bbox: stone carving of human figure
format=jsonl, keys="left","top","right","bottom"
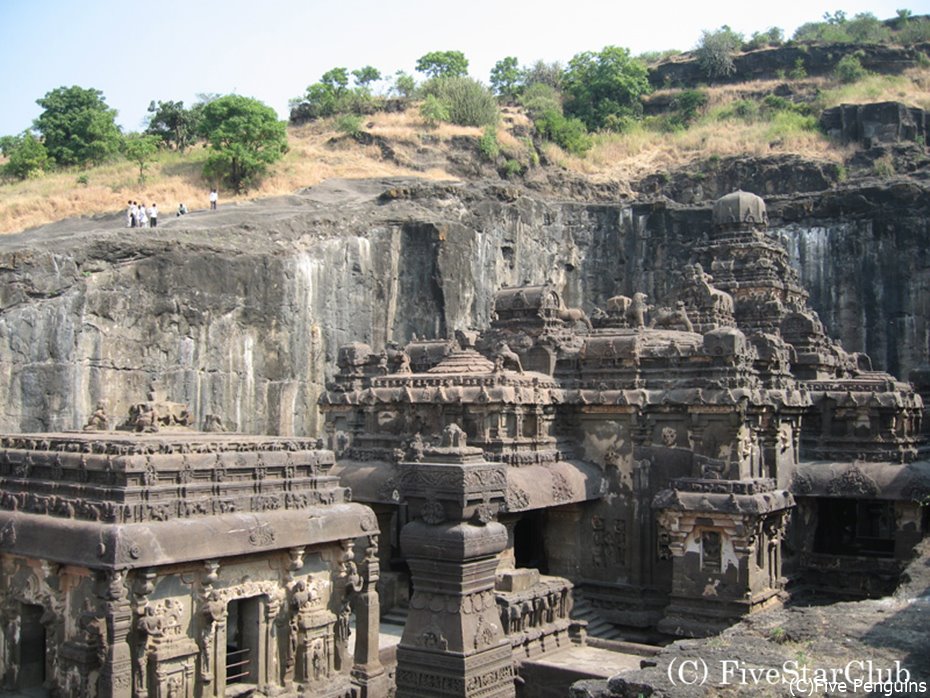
{"left": 200, "top": 592, "right": 224, "bottom": 682}
{"left": 84, "top": 401, "right": 109, "bottom": 431}
{"left": 334, "top": 597, "right": 352, "bottom": 671}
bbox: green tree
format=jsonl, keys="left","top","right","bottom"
{"left": 562, "top": 46, "right": 650, "bottom": 131}
{"left": 1, "top": 132, "right": 49, "bottom": 180}
{"left": 321, "top": 68, "right": 350, "bottom": 93}
{"left": 696, "top": 26, "right": 744, "bottom": 80}
{"left": 415, "top": 51, "right": 469, "bottom": 79}
{"left": 145, "top": 100, "right": 199, "bottom": 152}
{"left": 198, "top": 95, "right": 288, "bottom": 193}
{"left": 122, "top": 133, "right": 160, "bottom": 183}
{"left": 490, "top": 56, "right": 525, "bottom": 102}
{"left": 33, "top": 85, "right": 122, "bottom": 166}
{"left": 392, "top": 71, "right": 417, "bottom": 98}
{"left": 352, "top": 66, "right": 382, "bottom": 88}
{"left": 524, "top": 60, "right": 564, "bottom": 90}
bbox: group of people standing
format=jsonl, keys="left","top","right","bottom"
{"left": 127, "top": 201, "right": 157, "bottom": 228}
{"left": 125, "top": 190, "right": 217, "bottom": 228}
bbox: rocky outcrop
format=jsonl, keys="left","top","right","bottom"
{"left": 820, "top": 101, "right": 929, "bottom": 147}
{"left": 634, "top": 155, "right": 842, "bottom": 203}
{"left": 0, "top": 176, "right": 928, "bottom": 434}
{"left": 650, "top": 42, "right": 930, "bottom": 87}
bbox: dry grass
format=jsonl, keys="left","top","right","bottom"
{"left": 0, "top": 111, "right": 460, "bottom": 234}
{"left": 4, "top": 67, "right": 928, "bottom": 233}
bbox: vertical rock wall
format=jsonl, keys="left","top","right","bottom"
{"left": 1, "top": 183, "right": 927, "bottom": 435}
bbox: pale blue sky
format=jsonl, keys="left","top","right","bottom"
{"left": 0, "top": 0, "right": 924, "bottom": 136}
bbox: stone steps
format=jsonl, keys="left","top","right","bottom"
{"left": 570, "top": 594, "right": 626, "bottom": 641}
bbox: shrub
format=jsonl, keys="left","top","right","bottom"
{"left": 696, "top": 26, "right": 744, "bottom": 80}
{"left": 419, "top": 94, "right": 449, "bottom": 128}
{"left": 671, "top": 89, "right": 708, "bottom": 126}
{"left": 835, "top": 54, "right": 867, "bottom": 83}
{"left": 788, "top": 58, "right": 808, "bottom": 80}
{"left": 534, "top": 109, "right": 592, "bottom": 156}
{"left": 335, "top": 114, "right": 363, "bottom": 137}
{"left": 478, "top": 126, "right": 500, "bottom": 160}
{"left": 1, "top": 132, "right": 49, "bottom": 180}
{"left": 744, "top": 27, "right": 784, "bottom": 50}
{"left": 873, "top": 154, "right": 895, "bottom": 177}
{"left": 503, "top": 159, "right": 523, "bottom": 177}
{"left": 421, "top": 77, "right": 499, "bottom": 127}
{"left": 518, "top": 83, "right": 562, "bottom": 119}
{"left": 898, "top": 17, "right": 930, "bottom": 45}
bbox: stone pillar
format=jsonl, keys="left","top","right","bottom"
{"left": 351, "top": 533, "right": 389, "bottom": 698}
{"left": 97, "top": 569, "right": 134, "bottom": 698}
{"left": 395, "top": 425, "right": 514, "bottom": 698}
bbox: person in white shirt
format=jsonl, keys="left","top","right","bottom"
{"left": 148, "top": 203, "right": 158, "bottom": 228}
{"left": 137, "top": 205, "right": 147, "bottom": 228}
{"left": 209, "top": 188, "right": 218, "bottom": 210}
{"left": 177, "top": 203, "right": 187, "bottom": 216}
{"left": 130, "top": 202, "right": 139, "bottom": 227}
{"left": 126, "top": 201, "right": 134, "bottom": 228}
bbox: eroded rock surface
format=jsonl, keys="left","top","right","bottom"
{"left": 0, "top": 176, "right": 928, "bottom": 434}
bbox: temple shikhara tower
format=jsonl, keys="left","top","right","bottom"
{"left": 1, "top": 190, "right": 927, "bottom": 696}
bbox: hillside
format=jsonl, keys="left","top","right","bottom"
{"left": 2, "top": 57, "right": 929, "bottom": 235}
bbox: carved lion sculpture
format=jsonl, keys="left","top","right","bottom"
{"left": 558, "top": 306, "right": 592, "bottom": 330}
{"left": 650, "top": 302, "right": 694, "bottom": 332}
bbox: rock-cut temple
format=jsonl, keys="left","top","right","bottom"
{"left": 0, "top": 191, "right": 928, "bottom": 697}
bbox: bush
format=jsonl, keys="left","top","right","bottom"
{"left": 898, "top": 18, "right": 930, "bottom": 45}
{"left": 696, "top": 26, "right": 744, "bottom": 80}
{"left": 419, "top": 94, "right": 449, "bottom": 128}
{"left": 421, "top": 77, "right": 499, "bottom": 127}
{"left": 518, "top": 83, "right": 562, "bottom": 119}
{"left": 671, "top": 89, "right": 708, "bottom": 127}
{"left": 335, "top": 114, "right": 363, "bottom": 137}
{"left": 835, "top": 54, "right": 867, "bottom": 83}
{"left": 744, "top": 27, "right": 784, "bottom": 50}
{"left": 503, "top": 159, "right": 523, "bottom": 177}
{"left": 478, "top": 126, "right": 499, "bottom": 160}
{"left": 873, "top": 154, "right": 895, "bottom": 177}
{"left": 534, "top": 109, "right": 592, "bottom": 156}
{"left": 788, "top": 57, "right": 808, "bottom": 80}
{"left": 1, "top": 132, "right": 49, "bottom": 180}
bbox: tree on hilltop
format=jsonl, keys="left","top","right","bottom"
{"left": 352, "top": 66, "right": 382, "bottom": 89}
{"left": 198, "top": 95, "right": 287, "bottom": 193}
{"left": 696, "top": 26, "right": 744, "bottom": 79}
{"left": 415, "top": 51, "right": 469, "bottom": 79}
{"left": 34, "top": 86, "right": 122, "bottom": 166}
{"left": 562, "top": 46, "right": 650, "bottom": 131}
{"left": 122, "top": 133, "right": 160, "bottom": 183}
{"left": 490, "top": 57, "right": 525, "bottom": 102}
{"left": 145, "top": 100, "right": 200, "bottom": 152}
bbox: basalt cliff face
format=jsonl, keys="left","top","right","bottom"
{"left": 0, "top": 175, "right": 928, "bottom": 434}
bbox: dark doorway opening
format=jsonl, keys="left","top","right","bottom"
{"left": 19, "top": 603, "right": 46, "bottom": 689}
{"left": 814, "top": 498, "right": 895, "bottom": 557}
{"left": 226, "top": 597, "right": 261, "bottom": 686}
{"left": 514, "top": 510, "right": 548, "bottom": 572}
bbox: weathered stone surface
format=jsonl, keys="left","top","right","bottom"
{"left": 1, "top": 177, "right": 928, "bottom": 435}
{"left": 820, "top": 101, "right": 929, "bottom": 147}
{"left": 649, "top": 42, "right": 930, "bottom": 87}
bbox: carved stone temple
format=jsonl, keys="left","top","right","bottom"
{"left": 0, "top": 429, "right": 387, "bottom": 697}
{"left": 1, "top": 190, "right": 928, "bottom": 697}
{"left": 321, "top": 189, "right": 928, "bottom": 654}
